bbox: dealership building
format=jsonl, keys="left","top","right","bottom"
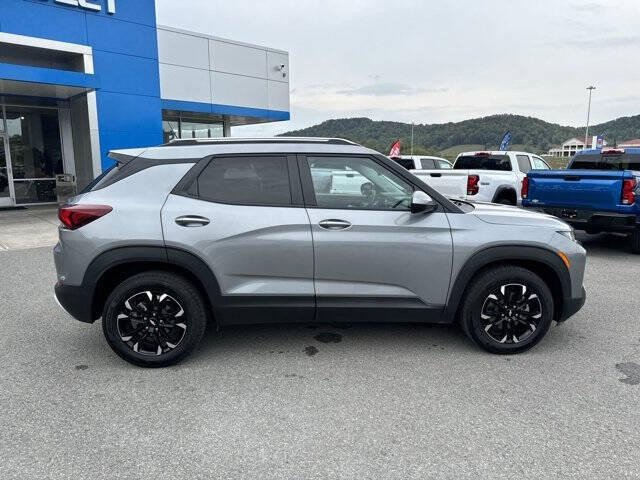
{"left": 0, "top": 0, "right": 290, "bottom": 206}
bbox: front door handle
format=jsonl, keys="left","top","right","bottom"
{"left": 318, "top": 219, "right": 351, "bottom": 230}
{"left": 175, "top": 215, "right": 210, "bottom": 227}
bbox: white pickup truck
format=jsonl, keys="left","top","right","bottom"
{"left": 393, "top": 151, "right": 551, "bottom": 205}
{"left": 391, "top": 155, "right": 469, "bottom": 200}
{"left": 452, "top": 151, "right": 552, "bottom": 205}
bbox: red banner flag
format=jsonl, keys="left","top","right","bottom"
{"left": 388, "top": 139, "right": 401, "bottom": 157}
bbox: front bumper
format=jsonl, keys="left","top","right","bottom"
{"left": 558, "top": 286, "right": 586, "bottom": 322}
{"left": 54, "top": 282, "right": 95, "bottom": 324}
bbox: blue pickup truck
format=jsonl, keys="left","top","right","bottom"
{"left": 522, "top": 148, "right": 640, "bottom": 252}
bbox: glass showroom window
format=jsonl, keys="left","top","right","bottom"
{"left": 162, "top": 114, "right": 224, "bottom": 142}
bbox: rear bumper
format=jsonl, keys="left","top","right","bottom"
{"left": 54, "top": 282, "right": 96, "bottom": 324}
{"left": 534, "top": 207, "right": 639, "bottom": 233}
{"left": 558, "top": 286, "right": 586, "bottom": 323}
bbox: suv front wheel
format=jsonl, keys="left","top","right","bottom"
{"left": 460, "top": 266, "right": 554, "bottom": 354}
{"left": 102, "top": 271, "right": 208, "bottom": 367}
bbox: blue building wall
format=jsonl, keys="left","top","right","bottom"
{"left": 0, "top": 0, "right": 163, "bottom": 170}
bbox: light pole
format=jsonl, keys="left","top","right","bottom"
{"left": 410, "top": 122, "right": 414, "bottom": 156}
{"left": 584, "top": 86, "right": 596, "bottom": 150}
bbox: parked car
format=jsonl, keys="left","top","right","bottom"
{"left": 53, "top": 137, "right": 586, "bottom": 367}
{"left": 392, "top": 155, "right": 453, "bottom": 170}
{"left": 453, "top": 151, "right": 551, "bottom": 205}
{"left": 392, "top": 155, "right": 472, "bottom": 201}
{"left": 522, "top": 147, "right": 640, "bottom": 252}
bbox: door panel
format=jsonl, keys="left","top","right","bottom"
{"left": 306, "top": 208, "right": 453, "bottom": 307}
{"left": 162, "top": 193, "right": 314, "bottom": 299}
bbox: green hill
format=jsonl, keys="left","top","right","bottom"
{"left": 280, "top": 114, "right": 640, "bottom": 156}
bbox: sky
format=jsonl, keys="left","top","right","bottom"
{"left": 156, "top": 0, "right": 640, "bottom": 136}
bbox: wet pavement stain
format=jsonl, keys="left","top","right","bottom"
{"left": 314, "top": 332, "right": 343, "bottom": 344}
{"left": 75, "top": 365, "right": 89, "bottom": 370}
{"left": 616, "top": 362, "right": 640, "bottom": 385}
{"left": 304, "top": 346, "right": 319, "bottom": 356}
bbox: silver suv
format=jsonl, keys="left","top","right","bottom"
{"left": 53, "top": 138, "right": 587, "bottom": 367}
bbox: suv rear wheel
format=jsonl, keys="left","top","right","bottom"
{"left": 102, "top": 271, "right": 207, "bottom": 367}
{"left": 460, "top": 266, "right": 554, "bottom": 354}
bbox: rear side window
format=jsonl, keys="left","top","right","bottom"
{"left": 570, "top": 154, "right": 640, "bottom": 170}
{"left": 516, "top": 155, "right": 532, "bottom": 173}
{"left": 197, "top": 156, "right": 291, "bottom": 206}
{"left": 420, "top": 158, "right": 436, "bottom": 169}
{"left": 454, "top": 155, "right": 512, "bottom": 171}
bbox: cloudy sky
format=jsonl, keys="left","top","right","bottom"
{"left": 156, "top": 0, "right": 640, "bottom": 136}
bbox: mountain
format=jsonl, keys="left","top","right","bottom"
{"left": 280, "top": 114, "right": 640, "bottom": 157}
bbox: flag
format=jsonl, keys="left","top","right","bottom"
{"left": 499, "top": 131, "right": 511, "bottom": 151}
{"left": 389, "top": 139, "right": 401, "bottom": 157}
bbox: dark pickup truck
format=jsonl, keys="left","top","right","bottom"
{"left": 522, "top": 148, "right": 640, "bottom": 253}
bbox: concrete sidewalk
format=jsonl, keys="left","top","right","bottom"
{"left": 0, "top": 205, "right": 59, "bottom": 251}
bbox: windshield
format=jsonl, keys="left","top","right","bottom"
{"left": 454, "top": 155, "right": 511, "bottom": 171}
{"left": 570, "top": 154, "right": 640, "bottom": 170}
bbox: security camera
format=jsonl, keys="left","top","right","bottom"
{"left": 277, "top": 63, "right": 287, "bottom": 78}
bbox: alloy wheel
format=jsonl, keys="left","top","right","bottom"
{"left": 480, "top": 283, "right": 542, "bottom": 345}
{"left": 116, "top": 290, "right": 187, "bottom": 356}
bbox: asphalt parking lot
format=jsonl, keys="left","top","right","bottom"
{"left": 1, "top": 231, "right": 639, "bottom": 479}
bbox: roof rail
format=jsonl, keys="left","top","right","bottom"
{"left": 161, "top": 137, "right": 361, "bottom": 147}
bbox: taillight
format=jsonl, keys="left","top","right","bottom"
{"left": 467, "top": 174, "right": 480, "bottom": 195}
{"left": 58, "top": 204, "right": 113, "bottom": 230}
{"left": 621, "top": 178, "right": 637, "bottom": 205}
{"left": 521, "top": 176, "right": 529, "bottom": 199}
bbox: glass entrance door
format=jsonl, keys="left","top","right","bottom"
{"left": 5, "top": 106, "right": 63, "bottom": 204}
{"left": 0, "top": 108, "right": 14, "bottom": 207}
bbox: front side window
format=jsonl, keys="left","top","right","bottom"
{"left": 531, "top": 157, "right": 550, "bottom": 170}
{"left": 516, "top": 155, "right": 532, "bottom": 173}
{"left": 197, "top": 156, "right": 291, "bottom": 206}
{"left": 307, "top": 156, "right": 414, "bottom": 210}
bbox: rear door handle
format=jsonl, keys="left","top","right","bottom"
{"left": 318, "top": 219, "right": 352, "bottom": 230}
{"left": 175, "top": 215, "right": 210, "bottom": 227}
{"left": 430, "top": 173, "right": 442, "bottom": 177}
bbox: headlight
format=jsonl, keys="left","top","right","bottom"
{"left": 557, "top": 229, "right": 576, "bottom": 242}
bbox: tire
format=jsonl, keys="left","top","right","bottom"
{"left": 631, "top": 229, "right": 640, "bottom": 254}
{"left": 459, "top": 266, "right": 554, "bottom": 354}
{"left": 102, "top": 271, "right": 208, "bottom": 367}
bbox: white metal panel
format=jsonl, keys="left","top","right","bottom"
{"left": 211, "top": 71, "right": 268, "bottom": 109}
{"left": 157, "top": 29, "right": 209, "bottom": 70}
{"left": 266, "top": 51, "right": 289, "bottom": 82}
{"left": 159, "top": 63, "right": 212, "bottom": 104}
{"left": 268, "top": 80, "right": 290, "bottom": 112}
{"left": 209, "top": 40, "right": 267, "bottom": 79}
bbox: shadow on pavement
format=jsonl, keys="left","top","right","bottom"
{"left": 575, "top": 231, "right": 636, "bottom": 257}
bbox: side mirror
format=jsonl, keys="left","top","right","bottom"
{"left": 410, "top": 191, "right": 437, "bottom": 214}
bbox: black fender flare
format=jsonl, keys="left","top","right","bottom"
{"left": 491, "top": 185, "right": 517, "bottom": 203}
{"left": 443, "top": 245, "right": 571, "bottom": 322}
{"left": 83, "top": 245, "right": 223, "bottom": 321}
